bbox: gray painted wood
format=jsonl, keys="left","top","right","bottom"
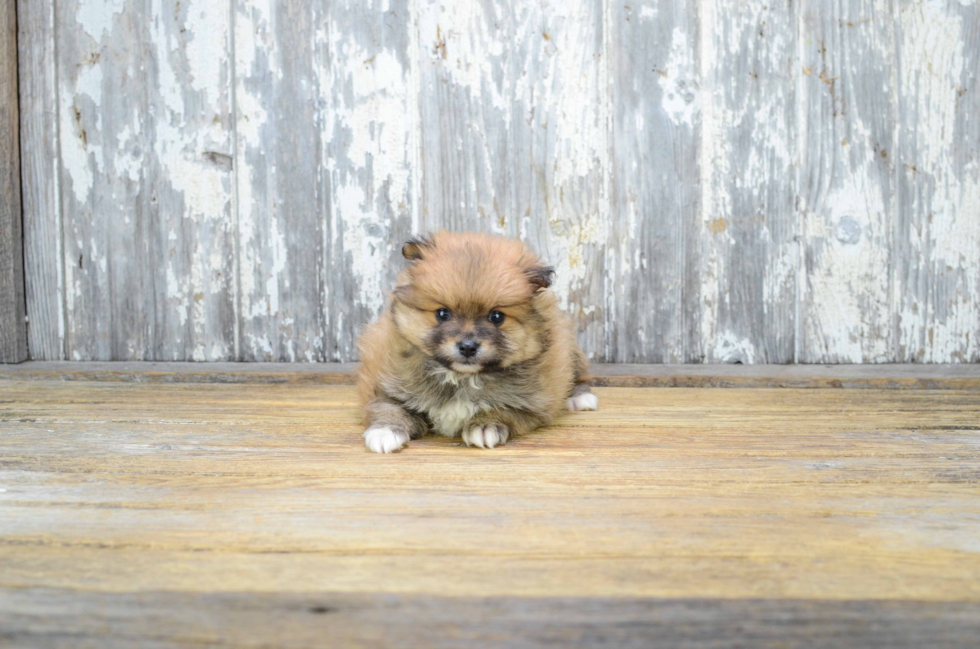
{"left": 417, "top": 0, "right": 608, "bottom": 360}
{"left": 17, "top": 0, "right": 63, "bottom": 360}
{"left": 699, "top": 0, "right": 798, "bottom": 363}
{"left": 14, "top": 0, "right": 980, "bottom": 363}
{"left": 234, "top": 0, "right": 324, "bottom": 362}
{"left": 319, "top": 0, "right": 417, "bottom": 362}
{"left": 0, "top": 0, "right": 27, "bottom": 363}
{"left": 56, "top": 0, "right": 236, "bottom": 361}
{"left": 56, "top": 0, "right": 144, "bottom": 360}
{"left": 144, "top": 0, "right": 238, "bottom": 362}
{"left": 607, "top": 1, "right": 702, "bottom": 362}
{"left": 2, "top": 589, "right": 979, "bottom": 648}
{"left": 798, "top": 0, "right": 897, "bottom": 362}
{"left": 895, "top": 0, "right": 980, "bottom": 363}
{"left": 234, "top": 0, "right": 416, "bottom": 363}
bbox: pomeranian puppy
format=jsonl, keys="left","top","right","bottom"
{"left": 356, "top": 231, "right": 598, "bottom": 453}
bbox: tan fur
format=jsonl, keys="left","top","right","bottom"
{"left": 356, "top": 232, "right": 594, "bottom": 451}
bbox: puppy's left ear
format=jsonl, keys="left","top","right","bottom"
{"left": 526, "top": 265, "right": 555, "bottom": 290}
{"left": 402, "top": 236, "right": 432, "bottom": 261}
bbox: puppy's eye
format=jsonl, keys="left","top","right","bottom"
{"left": 435, "top": 308, "right": 452, "bottom": 323}
{"left": 488, "top": 310, "right": 505, "bottom": 326}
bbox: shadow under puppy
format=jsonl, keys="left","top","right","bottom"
{"left": 357, "top": 231, "right": 598, "bottom": 453}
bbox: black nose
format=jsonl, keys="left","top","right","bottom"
{"left": 457, "top": 340, "right": 480, "bottom": 358}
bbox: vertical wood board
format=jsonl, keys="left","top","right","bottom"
{"left": 894, "top": 0, "right": 980, "bottom": 363}
{"left": 798, "top": 0, "right": 897, "bottom": 363}
{"left": 699, "top": 0, "right": 799, "bottom": 363}
{"left": 56, "top": 0, "right": 236, "bottom": 361}
{"left": 17, "top": 0, "right": 64, "bottom": 360}
{"left": 607, "top": 0, "right": 702, "bottom": 362}
{"left": 1, "top": 0, "right": 28, "bottom": 363}
{"left": 319, "top": 0, "right": 418, "bottom": 362}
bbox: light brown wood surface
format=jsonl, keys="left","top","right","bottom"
{"left": 1, "top": 380, "right": 979, "bottom": 645}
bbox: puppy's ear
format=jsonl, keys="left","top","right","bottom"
{"left": 402, "top": 236, "right": 432, "bottom": 261}
{"left": 525, "top": 265, "right": 555, "bottom": 290}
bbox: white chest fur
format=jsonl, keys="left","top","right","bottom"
{"left": 428, "top": 397, "right": 486, "bottom": 438}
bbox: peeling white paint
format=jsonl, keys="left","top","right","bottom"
{"left": 75, "top": 0, "right": 126, "bottom": 40}
{"left": 33, "top": 0, "right": 980, "bottom": 363}
{"left": 897, "top": 1, "right": 979, "bottom": 361}
{"left": 658, "top": 27, "right": 699, "bottom": 127}
{"left": 712, "top": 332, "right": 757, "bottom": 364}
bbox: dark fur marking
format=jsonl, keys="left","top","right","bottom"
{"left": 402, "top": 235, "right": 433, "bottom": 261}
{"left": 525, "top": 265, "right": 555, "bottom": 289}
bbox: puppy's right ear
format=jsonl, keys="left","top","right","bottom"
{"left": 526, "top": 265, "right": 555, "bottom": 290}
{"left": 402, "top": 236, "right": 432, "bottom": 261}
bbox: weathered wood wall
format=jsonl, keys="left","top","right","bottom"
{"left": 17, "top": 0, "right": 980, "bottom": 363}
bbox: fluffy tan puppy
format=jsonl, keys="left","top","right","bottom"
{"left": 356, "top": 231, "right": 597, "bottom": 453}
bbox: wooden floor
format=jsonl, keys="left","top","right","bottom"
{"left": 1, "top": 370, "right": 979, "bottom": 647}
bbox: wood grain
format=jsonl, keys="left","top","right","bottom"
{"left": 1, "top": 381, "right": 979, "bottom": 603}
{"left": 319, "top": 0, "right": 417, "bottom": 362}
{"left": 607, "top": 1, "right": 701, "bottom": 362}
{"left": 17, "top": 0, "right": 63, "bottom": 360}
{"left": 0, "top": 0, "right": 27, "bottom": 364}
{"left": 234, "top": 0, "right": 324, "bottom": 362}
{"left": 699, "top": 0, "right": 798, "bottom": 363}
{"left": 144, "top": 0, "right": 237, "bottom": 362}
{"left": 895, "top": 0, "right": 980, "bottom": 363}
{"left": 798, "top": 0, "right": 896, "bottom": 362}
{"left": 2, "top": 379, "right": 979, "bottom": 643}
{"left": 55, "top": 0, "right": 236, "bottom": 361}
{"left": 14, "top": 0, "right": 980, "bottom": 363}
{"left": 3, "top": 590, "right": 979, "bottom": 648}
{"left": 56, "top": 0, "right": 144, "bottom": 360}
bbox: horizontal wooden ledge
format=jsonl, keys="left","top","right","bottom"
{"left": 1, "top": 361, "right": 978, "bottom": 389}
{"left": 1, "top": 589, "right": 978, "bottom": 647}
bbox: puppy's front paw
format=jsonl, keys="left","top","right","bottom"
{"left": 363, "top": 426, "right": 410, "bottom": 453}
{"left": 462, "top": 423, "right": 510, "bottom": 449}
{"left": 566, "top": 392, "right": 598, "bottom": 411}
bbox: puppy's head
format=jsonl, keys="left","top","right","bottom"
{"left": 392, "top": 232, "right": 554, "bottom": 374}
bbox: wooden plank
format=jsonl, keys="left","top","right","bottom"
{"left": 319, "top": 0, "right": 418, "bottom": 362}
{"left": 235, "top": 0, "right": 418, "bottom": 363}
{"left": 699, "top": 0, "right": 798, "bottom": 363}
{"left": 56, "top": 0, "right": 236, "bottom": 361}
{"left": 798, "top": 0, "right": 897, "bottom": 362}
{"left": 895, "top": 0, "right": 980, "bottom": 363}
{"left": 143, "top": 0, "right": 237, "bottom": 361}
{"left": 56, "top": 0, "right": 145, "bottom": 359}
{"left": 17, "top": 0, "right": 63, "bottom": 360}
{"left": 416, "top": 0, "right": 608, "bottom": 360}
{"left": 2, "top": 590, "right": 978, "bottom": 648}
{"left": 606, "top": 1, "right": 701, "bottom": 362}
{"left": 234, "top": 0, "right": 324, "bottom": 362}
{"left": 0, "top": 382, "right": 979, "bottom": 605}
{"left": 0, "top": 0, "right": 27, "bottom": 363}
{"left": 2, "top": 361, "right": 980, "bottom": 389}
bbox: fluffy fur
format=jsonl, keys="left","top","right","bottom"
{"left": 356, "top": 231, "right": 596, "bottom": 453}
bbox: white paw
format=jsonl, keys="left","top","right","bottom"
{"left": 462, "top": 423, "right": 510, "bottom": 449}
{"left": 566, "top": 392, "right": 598, "bottom": 411}
{"left": 363, "top": 426, "right": 410, "bottom": 453}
